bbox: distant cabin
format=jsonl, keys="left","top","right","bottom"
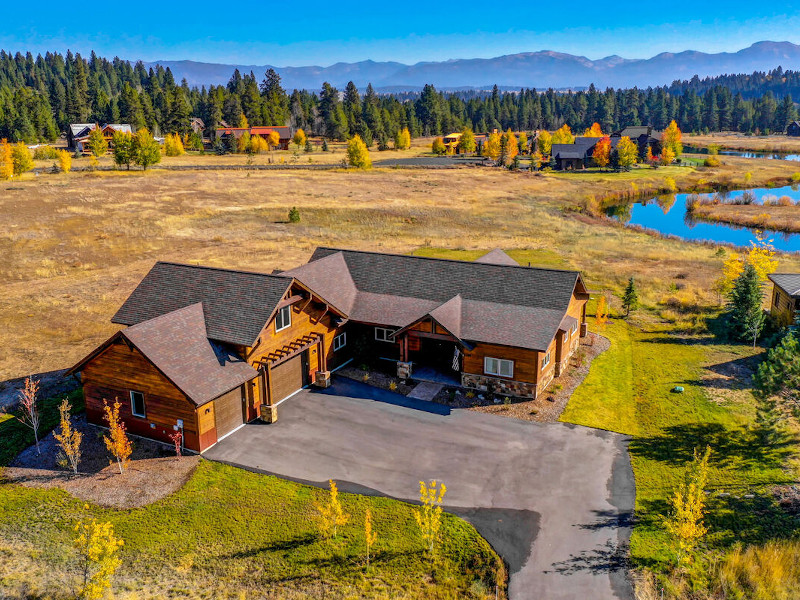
{"left": 611, "top": 126, "right": 661, "bottom": 158}
{"left": 787, "top": 121, "right": 800, "bottom": 137}
{"left": 68, "top": 123, "right": 132, "bottom": 153}
{"left": 552, "top": 137, "right": 601, "bottom": 170}
{"left": 769, "top": 273, "right": 800, "bottom": 326}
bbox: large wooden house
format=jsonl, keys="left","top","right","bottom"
{"left": 769, "top": 273, "right": 800, "bottom": 325}
{"left": 70, "top": 248, "right": 590, "bottom": 453}
{"left": 68, "top": 123, "right": 132, "bottom": 153}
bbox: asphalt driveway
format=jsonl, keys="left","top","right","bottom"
{"left": 205, "top": 378, "right": 634, "bottom": 600}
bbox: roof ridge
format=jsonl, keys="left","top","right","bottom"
{"left": 315, "top": 247, "right": 581, "bottom": 276}
{"left": 155, "top": 260, "right": 291, "bottom": 280}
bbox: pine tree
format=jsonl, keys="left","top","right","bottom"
{"left": 724, "top": 263, "right": 765, "bottom": 346}
{"left": 754, "top": 332, "right": 800, "bottom": 406}
{"left": 622, "top": 277, "right": 639, "bottom": 316}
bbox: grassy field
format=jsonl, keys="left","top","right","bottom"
{"left": 687, "top": 132, "right": 800, "bottom": 154}
{"left": 3, "top": 155, "right": 800, "bottom": 384}
{"left": 0, "top": 401, "right": 505, "bottom": 600}
{"left": 3, "top": 152, "right": 800, "bottom": 598}
{"left": 691, "top": 201, "right": 800, "bottom": 233}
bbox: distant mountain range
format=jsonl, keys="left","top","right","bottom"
{"left": 145, "top": 41, "right": 800, "bottom": 92}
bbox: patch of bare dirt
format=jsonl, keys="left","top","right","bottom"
{"left": 700, "top": 350, "right": 760, "bottom": 405}
{"left": 3, "top": 415, "right": 198, "bottom": 508}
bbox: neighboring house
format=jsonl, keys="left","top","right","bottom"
{"left": 769, "top": 273, "right": 800, "bottom": 325}
{"left": 552, "top": 137, "right": 601, "bottom": 170}
{"left": 611, "top": 126, "right": 661, "bottom": 159}
{"left": 443, "top": 132, "right": 462, "bottom": 152}
{"left": 190, "top": 117, "right": 205, "bottom": 134}
{"left": 68, "top": 123, "right": 133, "bottom": 153}
{"left": 69, "top": 248, "right": 590, "bottom": 453}
{"left": 788, "top": 122, "right": 800, "bottom": 137}
{"left": 215, "top": 126, "right": 292, "bottom": 149}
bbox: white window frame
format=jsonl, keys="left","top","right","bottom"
{"left": 374, "top": 327, "right": 396, "bottom": 342}
{"left": 333, "top": 332, "right": 347, "bottom": 351}
{"left": 130, "top": 390, "right": 146, "bottom": 418}
{"left": 484, "top": 357, "right": 514, "bottom": 378}
{"left": 571, "top": 321, "right": 579, "bottom": 335}
{"left": 541, "top": 351, "right": 551, "bottom": 370}
{"left": 275, "top": 305, "right": 292, "bottom": 332}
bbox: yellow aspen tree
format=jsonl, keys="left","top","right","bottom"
{"left": 517, "top": 131, "right": 528, "bottom": 155}
{"left": 395, "top": 127, "right": 411, "bottom": 150}
{"left": 102, "top": 400, "right": 132, "bottom": 474}
{"left": 164, "top": 133, "right": 185, "bottom": 156}
{"left": 0, "top": 138, "right": 13, "bottom": 179}
{"left": 12, "top": 142, "right": 34, "bottom": 174}
{"left": 551, "top": 124, "right": 575, "bottom": 145}
{"left": 746, "top": 234, "right": 778, "bottom": 283}
{"left": 484, "top": 131, "right": 502, "bottom": 160}
{"left": 584, "top": 122, "right": 604, "bottom": 137}
{"left": 431, "top": 136, "right": 446, "bottom": 155}
{"left": 364, "top": 507, "right": 378, "bottom": 568}
{"left": 660, "top": 147, "right": 676, "bottom": 166}
{"left": 58, "top": 149, "right": 72, "bottom": 173}
{"left": 537, "top": 130, "right": 552, "bottom": 157}
{"left": 74, "top": 514, "right": 124, "bottom": 600}
{"left": 662, "top": 120, "right": 683, "bottom": 155}
{"left": 347, "top": 134, "right": 371, "bottom": 169}
{"left": 505, "top": 129, "right": 519, "bottom": 161}
{"left": 54, "top": 397, "right": 82, "bottom": 474}
{"left": 664, "top": 446, "right": 711, "bottom": 566}
{"left": 266, "top": 130, "right": 280, "bottom": 158}
{"left": 314, "top": 479, "right": 350, "bottom": 539}
{"left": 458, "top": 127, "right": 477, "bottom": 155}
{"left": 414, "top": 480, "right": 447, "bottom": 554}
{"left": 594, "top": 294, "right": 609, "bottom": 330}
{"left": 616, "top": 136, "right": 638, "bottom": 169}
{"left": 292, "top": 128, "right": 307, "bottom": 148}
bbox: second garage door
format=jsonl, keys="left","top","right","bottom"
{"left": 214, "top": 386, "right": 244, "bottom": 439}
{"left": 271, "top": 352, "right": 309, "bottom": 403}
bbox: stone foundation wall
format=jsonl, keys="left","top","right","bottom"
{"left": 461, "top": 373, "right": 538, "bottom": 399}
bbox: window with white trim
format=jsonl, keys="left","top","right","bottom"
{"left": 374, "top": 327, "right": 395, "bottom": 342}
{"left": 541, "top": 351, "right": 551, "bottom": 370}
{"left": 563, "top": 332, "right": 569, "bottom": 344}
{"left": 130, "top": 390, "right": 146, "bottom": 418}
{"left": 484, "top": 357, "right": 514, "bottom": 378}
{"left": 571, "top": 321, "right": 579, "bottom": 335}
{"left": 333, "top": 332, "right": 347, "bottom": 351}
{"left": 275, "top": 305, "right": 292, "bottom": 332}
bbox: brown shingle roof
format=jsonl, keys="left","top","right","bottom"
{"left": 112, "top": 262, "right": 293, "bottom": 347}
{"left": 288, "top": 247, "right": 585, "bottom": 351}
{"left": 121, "top": 303, "right": 257, "bottom": 405}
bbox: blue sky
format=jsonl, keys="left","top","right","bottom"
{"left": 2, "top": 2, "right": 799, "bottom": 65}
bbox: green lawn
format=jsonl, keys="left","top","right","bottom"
{"left": 561, "top": 319, "right": 798, "bottom": 567}
{"left": 0, "top": 399, "right": 504, "bottom": 599}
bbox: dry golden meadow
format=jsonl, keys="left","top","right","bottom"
{"left": 689, "top": 132, "right": 800, "bottom": 153}
{"left": 2, "top": 152, "right": 800, "bottom": 384}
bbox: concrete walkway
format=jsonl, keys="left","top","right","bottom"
{"left": 206, "top": 379, "right": 634, "bottom": 600}
{"left": 407, "top": 381, "right": 443, "bottom": 401}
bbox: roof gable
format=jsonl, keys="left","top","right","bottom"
{"left": 475, "top": 249, "right": 519, "bottom": 266}
{"left": 112, "top": 262, "right": 293, "bottom": 347}
{"left": 121, "top": 303, "right": 257, "bottom": 405}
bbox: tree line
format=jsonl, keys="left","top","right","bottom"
{"left": 1, "top": 49, "right": 799, "bottom": 144}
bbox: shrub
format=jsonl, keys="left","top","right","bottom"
{"left": 663, "top": 177, "right": 677, "bottom": 193}
{"left": 792, "top": 172, "right": 800, "bottom": 182}
{"left": 288, "top": 207, "right": 300, "bottom": 223}
{"left": 57, "top": 149, "right": 72, "bottom": 173}
{"left": 346, "top": 135, "right": 371, "bottom": 169}
{"left": 11, "top": 142, "right": 34, "bottom": 175}
{"left": 703, "top": 156, "right": 721, "bottom": 167}
{"left": 33, "top": 145, "right": 60, "bottom": 160}
{"left": 431, "top": 137, "right": 446, "bottom": 155}
{"left": 778, "top": 195, "right": 794, "bottom": 206}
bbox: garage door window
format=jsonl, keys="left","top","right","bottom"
{"left": 275, "top": 305, "right": 292, "bottom": 332}
{"left": 130, "top": 390, "right": 146, "bottom": 418}
{"left": 333, "top": 332, "right": 346, "bottom": 351}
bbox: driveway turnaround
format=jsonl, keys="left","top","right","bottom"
{"left": 206, "top": 379, "right": 634, "bottom": 600}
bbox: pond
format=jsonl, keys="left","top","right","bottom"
{"left": 683, "top": 145, "right": 800, "bottom": 161}
{"left": 606, "top": 185, "right": 800, "bottom": 253}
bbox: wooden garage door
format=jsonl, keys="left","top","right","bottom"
{"left": 214, "top": 386, "right": 244, "bottom": 439}
{"left": 271, "top": 352, "right": 308, "bottom": 403}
